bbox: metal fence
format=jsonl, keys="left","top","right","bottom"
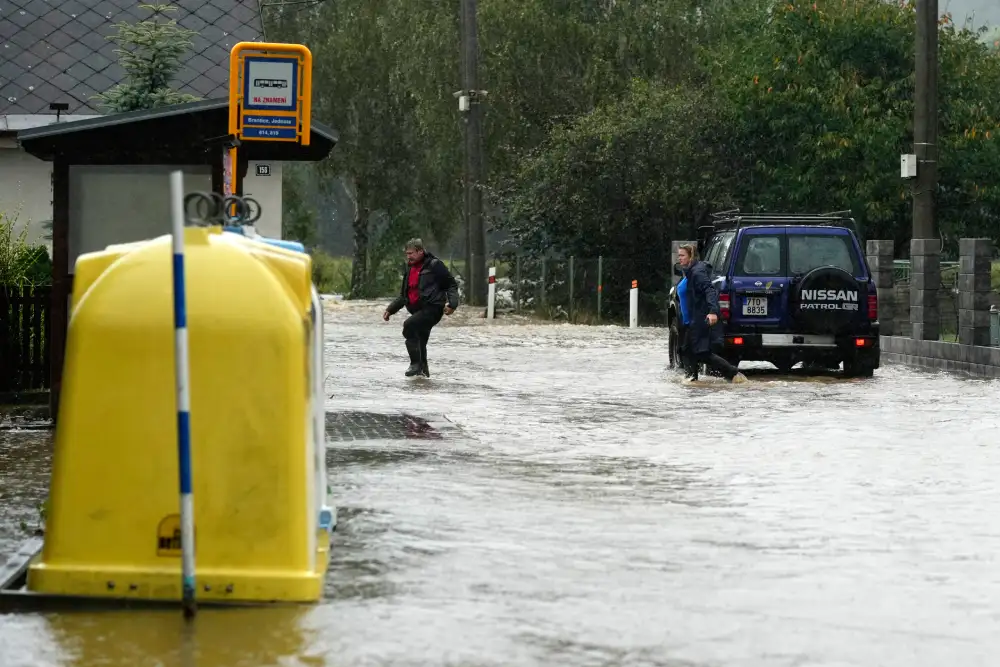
{"left": 489, "top": 256, "right": 672, "bottom": 325}
{"left": 892, "top": 259, "right": 960, "bottom": 284}
{"left": 892, "top": 260, "right": 982, "bottom": 343}
{"left": 482, "top": 256, "right": 1000, "bottom": 343}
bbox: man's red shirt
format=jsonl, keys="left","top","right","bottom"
{"left": 406, "top": 261, "right": 423, "bottom": 307}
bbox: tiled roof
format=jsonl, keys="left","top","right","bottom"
{"left": 0, "top": 0, "right": 264, "bottom": 115}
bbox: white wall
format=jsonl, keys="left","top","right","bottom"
{"left": 1, "top": 152, "right": 283, "bottom": 273}
{"left": 68, "top": 165, "right": 212, "bottom": 273}
{"left": 0, "top": 141, "right": 54, "bottom": 253}
{"left": 243, "top": 160, "right": 283, "bottom": 239}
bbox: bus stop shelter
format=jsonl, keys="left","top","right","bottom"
{"left": 17, "top": 98, "right": 338, "bottom": 419}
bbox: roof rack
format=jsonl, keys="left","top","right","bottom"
{"left": 698, "top": 209, "right": 859, "bottom": 248}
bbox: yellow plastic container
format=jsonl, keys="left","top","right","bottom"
{"left": 27, "top": 227, "right": 330, "bottom": 603}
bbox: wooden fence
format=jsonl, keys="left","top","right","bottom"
{"left": 1, "top": 285, "right": 51, "bottom": 392}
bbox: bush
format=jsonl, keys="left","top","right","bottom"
{"left": 311, "top": 250, "right": 352, "bottom": 295}
{"left": 1, "top": 209, "right": 51, "bottom": 287}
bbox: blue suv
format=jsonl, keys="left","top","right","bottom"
{"left": 667, "top": 211, "right": 881, "bottom": 378}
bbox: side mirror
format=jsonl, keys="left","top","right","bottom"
{"left": 673, "top": 262, "right": 683, "bottom": 277}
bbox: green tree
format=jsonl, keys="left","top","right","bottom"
{"left": 266, "top": 0, "right": 718, "bottom": 298}
{"left": 497, "top": 80, "right": 738, "bottom": 318}
{"left": 281, "top": 164, "right": 318, "bottom": 247}
{"left": 267, "top": 0, "right": 1000, "bottom": 300}
{"left": 983, "top": 26, "right": 1000, "bottom": 51}
{"left": 499, "top": 0, "right": 1000, "bottom": 281}
{"left": 266, "top": 0, "right": 457, "bottom": 298}
{"left": 704, "top": 0, "right": 1000, "bottom": 252}
{"left": 93, "top": 3, "right": 201, "bottom": 113}
{"left": 479, "top": 0, "right": 709, "bottom": 183}
{"left": 700, "top": 0, "right": 915, "bottom": 242}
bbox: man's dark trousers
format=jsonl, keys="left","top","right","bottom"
{"left": 402, "top": 305, "right": 444, "bottom": 376}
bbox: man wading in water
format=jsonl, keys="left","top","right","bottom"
{"left": 677, "top": 244, "right": 748, "bottom": 384}
{"left": 383, "top": 239, "right": 459, "bottom": 377}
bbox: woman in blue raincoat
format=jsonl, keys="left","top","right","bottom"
{"left": 676, "top": 244, "right": 747, "bottom": 384}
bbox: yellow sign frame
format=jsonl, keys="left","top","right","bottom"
{"left": 225, "top": 42, "right": 313, "bottom": 196}
{"left": 229, "top": 42, "right": 312, "bottom": 145}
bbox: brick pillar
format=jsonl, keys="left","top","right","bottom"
{"left": 958, "top": 238, "right": 993, "bottom": 346}
{"left": 671, "top": 240, "right": 696, "bottom": 287}
{"left": 866, "top": 240, "right": 894, "bottom": 336}
{"left": 909, "top": 238, "right": 940, "bottom": 341}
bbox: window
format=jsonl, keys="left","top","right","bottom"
{"left": 703, "top": 232, "right": 735, "bottom": 273}
{"left": 703, "top": 235, "right": 723, "bottom": 268}
{"left": 788, "top": 234, "right": 859, "bottom": 275}
{"left": 736, "top": 235, "right": 782, "bottom": 275}
{"left": 714, "top": 233, "right": 735, "bottom": 271}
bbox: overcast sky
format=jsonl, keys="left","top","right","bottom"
{"left": 945, "top": 0, "right": 1000, "bottom": 28}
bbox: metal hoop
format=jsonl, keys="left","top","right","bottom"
{"left": 182, "top": 192, "right": 263, "bottom": 226}
{"left": 242, "top": 197, "right": 262, "bottom": 224}
{"left": 184, "top": 191, "right": 223, "bottom": 225}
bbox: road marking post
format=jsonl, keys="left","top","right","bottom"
{"left": 487, "top": 266, "right": 496, "bottom": 320}
{"left": 169, "top": 170, "right": 197, "bottom": 620}
{"left": 629, "top": 279, "right": 638, "bottom": 328}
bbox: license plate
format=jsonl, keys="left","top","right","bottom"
{"left": 742, "top": 296, "right": 767, "bottom": 316}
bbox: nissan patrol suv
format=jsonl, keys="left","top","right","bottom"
{"left": 667, "top": 210, "right": 880, "bottom": 378}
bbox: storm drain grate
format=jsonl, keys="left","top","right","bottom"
{"left": 324, "top": 411, "right": 453, "bottom": 441}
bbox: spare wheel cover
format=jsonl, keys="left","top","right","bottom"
{"left": 791, "top": 266, "right": 862, "bottom": 334}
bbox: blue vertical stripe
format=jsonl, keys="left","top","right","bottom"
{"left": 172, "top": 248, "right": 192, "bottom": 497}
{"left": 172, "top": 253, "right": 187, "bottom": 329}
{"left": 177, "top": 411, "right": 192, "bottom": 495}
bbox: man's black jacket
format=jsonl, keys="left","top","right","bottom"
{"left": 386, "top": 252, "right": 460, "bottom": 315}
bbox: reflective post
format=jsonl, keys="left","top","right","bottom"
{"left": 487, "top": 266, "right": 496, "bottom": 320}
{"left": 629, "top": 279, "right": 639, "bottom": 328}
{"left": 169, "top": 170, "right": 197, "bottom": 620}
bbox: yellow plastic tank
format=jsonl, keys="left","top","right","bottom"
{"left": 27, "top": 226, "right": 330, "bottom": 603}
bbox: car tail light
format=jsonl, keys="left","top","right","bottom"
{"left": 867, "top": 292, "right": 878, "bottom": 320}
{"left": 732, "top": 336, "right": 744, "bottom": 346}
{"left": 719, "top": 293, "right": 730, "bottom": 321}
{"left": 855, "top": 337, "right": 867, "bottom": 347}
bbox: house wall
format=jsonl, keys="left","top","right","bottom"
{"left": 67, "top": 165, "right": 212, "bottom": 272}
{"left": 2, "top": 156, "right": 285, "bottom": 275}
{"left": 0, "top": 141, "right": 54, "bottom": 252}
{"left": 243, "top": 160, "right": 283, "bottom": 239}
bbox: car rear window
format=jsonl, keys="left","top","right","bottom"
{"left": 788, "top": 234, "right": 859, "bottom": 276}
{"left": 736, "top": 235, "right": 782, "bottom": 276}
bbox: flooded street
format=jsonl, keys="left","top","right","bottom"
{"left": 3, "top": 298, "right": 1000, "bottom": 666}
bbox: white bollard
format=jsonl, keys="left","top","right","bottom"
{"left": 629, "top": 280, "right": 638, "bottom": 328}
{"left": 487, "top": 266, "right": 496, "bottom": 320}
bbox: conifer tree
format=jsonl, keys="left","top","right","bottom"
{"left": 94, "top": 3, "right": 201, "bottom": 112}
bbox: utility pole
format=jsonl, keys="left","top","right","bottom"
{"left": 459, "top": 0, "right": 486, "bottom": 307}
{"left": 912, "top": 0, "right": 938, "bottom": 240}
{"left": 909, "top": 0, "right": 941, "bottom": 341}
